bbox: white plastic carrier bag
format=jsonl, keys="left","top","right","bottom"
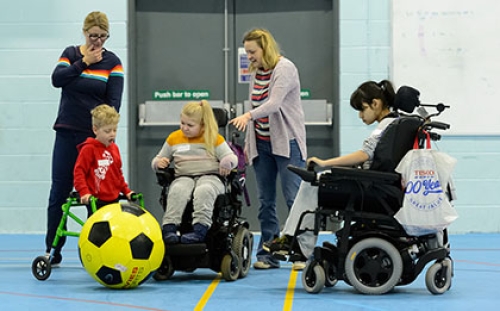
{"left": 394, "top": 132, "right": 458, "bottom": 236}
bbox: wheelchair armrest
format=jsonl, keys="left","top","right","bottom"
{"left": 287, "top": 165, "right": 316, "bottom": 183}
{"left": 156, "top": 167, "right": 176, "bottom": 187}
{"left": 329, "top": 166, "right": 400, "bottom": 183}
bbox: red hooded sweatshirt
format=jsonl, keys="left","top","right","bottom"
{"left": 74, "top": 137, "right": 131, "bottom": 201}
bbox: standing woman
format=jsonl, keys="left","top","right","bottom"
{"left": 230, "top": 28, "right": 307, "bottom": 269}
{"left": 44, "top": 11, "right": 124, "bottom": 265}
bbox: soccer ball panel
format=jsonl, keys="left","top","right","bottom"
{"left": 88, "top": 221, "right": 111, "bottom": 247}
{"left": 130, "top": 233, "right": 154, "bottom": 259}
{"left": 120, "top": 203, "right": 146, "bottom": 217}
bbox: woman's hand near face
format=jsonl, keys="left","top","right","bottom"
{"left": 83, "top": 44, "right": 103, "bottom": 65}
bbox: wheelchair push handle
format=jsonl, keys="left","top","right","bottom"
{"left": 425, "top": 121, "right": 450, "bottom": 131}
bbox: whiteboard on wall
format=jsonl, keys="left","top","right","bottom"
{"left": 392, "top": 0, "right": 500, "bottom": 135}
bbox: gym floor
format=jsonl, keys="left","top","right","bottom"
{"left": 1, "top": 233, "right": 498, "bottom": 311}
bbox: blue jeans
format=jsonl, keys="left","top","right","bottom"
{"left": 45, "top": 129, "right": 92, "bottom": 254}
{"left": 253, "top": 139, "right": 305, "bottom": 266}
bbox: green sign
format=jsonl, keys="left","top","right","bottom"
{"left": 153, "top": 90, "right": 210, "bottom": 100}
{"left": 300, "top": 89, "right": 311, "bottom": 99}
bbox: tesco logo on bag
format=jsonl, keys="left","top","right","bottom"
{"left": 402, "top": 155, "right": 445, "bottom": 211}
{"left": 414, "top": 170, "right": 435, "bottom": 176}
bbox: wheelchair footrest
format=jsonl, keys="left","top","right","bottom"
{"left": 165, "top": 243, "right": 208, "bottom": 256}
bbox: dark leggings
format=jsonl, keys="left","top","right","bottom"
{"left": 45, "top": 129, "right": 91, "bottom": 254}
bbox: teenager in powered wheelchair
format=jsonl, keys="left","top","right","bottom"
{"left": 265, "top": 81, "right": 456, "bottom": 295}
{"left": 151, "top": 102, "right": 253, "bottom": 282}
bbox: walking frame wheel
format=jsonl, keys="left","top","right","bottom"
{"left": 32, "top": 255, "right": 52, "bottom": 281}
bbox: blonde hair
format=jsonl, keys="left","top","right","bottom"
{"left": 181, "top": 100, "right": 219, "bottom": 155}
{"left": 242, "top": 28, "right": 281, "bottom": 71}
{"left": 91, "top": 104, "right": 119, "bottom": 128}
{"left": 83, "top": 11, "right": 109, "bottom": 33}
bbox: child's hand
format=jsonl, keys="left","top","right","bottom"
{"left": 156, "top": 157, "right": 170, "bottom": 169}
{"left": 126, "top": 191, "right": 134, "bottom": 201}
{"left": 219, "top": 167, "right": 232, "bottom": 176}
{"left": 80, "top": 194, "right": 92, "bottom": 204}
{"left": 306, "top": 157, "right": 324, "bottom": 168}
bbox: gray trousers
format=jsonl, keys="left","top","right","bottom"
{"left": 162, "top": 175, "right": 224, "bottom": 227}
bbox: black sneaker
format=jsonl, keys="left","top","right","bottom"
{"left": 50, "top": 252, "right": 63, "bottom": 267}
{"left": 263, "top": 235, "right": 292, "bottom": 255}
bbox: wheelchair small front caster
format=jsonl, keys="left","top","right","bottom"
{"left": 221, "top": 251, "right": 240, "bottom": 281}
{"left": 302, "top": 261, "right": 326, "bottom": 294}
{"left": 153, "top": 256, "right": 174, "bottom": 281}
{"left": 425, "top": 258, "right": 452, "bottom": 294}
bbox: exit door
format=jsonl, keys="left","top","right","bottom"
{"left": 129, "top": 0, "right": 338, "bottom": 230}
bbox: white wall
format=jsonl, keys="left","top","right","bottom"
{"left": 1, "top": 0, "right": 498, "bottom": 234}
{"left": 0, "top": 1, "right": 128, "bottom": 233}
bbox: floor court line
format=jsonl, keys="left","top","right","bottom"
{"left": 283, "top": 269, "right": 298, "bottom": 311}
{"left": 195, "top": 274, "right": 221, "bottom": 311}
{"left": 0, "top": 291, "right": 168, "bottom": 311}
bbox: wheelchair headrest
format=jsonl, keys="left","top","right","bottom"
{"left": 394, "top": 86, "right": 421, "bottom": 113}
{"left": 212, "top": 107, "right": 228, "bottom": 127}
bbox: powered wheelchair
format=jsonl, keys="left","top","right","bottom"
{"left": 283, "top": 87, "right": 455, "bottom": 295}
{"left": 152, "top": 108, "right": 253, "bottom": 282}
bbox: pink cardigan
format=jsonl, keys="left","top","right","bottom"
{"left": 245, "top": 57, "right": 307, "bottom": 165}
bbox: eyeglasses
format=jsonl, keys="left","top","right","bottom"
{"left": 87, "top": 32, "right": 110, "bottom": 41}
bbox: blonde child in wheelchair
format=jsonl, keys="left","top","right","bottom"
{"left": 151, "top": 100, "right": 238, "bottom": 244}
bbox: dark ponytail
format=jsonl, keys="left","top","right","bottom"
{"left": 350, "top": 80, "right": 396, "bottom": 111}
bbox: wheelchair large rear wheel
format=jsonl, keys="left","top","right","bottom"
{"left": 345, "top": 237, "right": 403, "bottom": 295}
{"left": 232, "top": 226, "right": 252, "bottom": 279}
{"left": 301, "top": 261, "right": 325, "bottom": 294}
{"left": 221, "top": 251, "right": 240, "bottom": 281}
{"left": 32, "top": 256, "right": 51, "bottom": 281}
{"left": 153, "top": 256, "right": 174, "bottom": 281}
{"left": 425, "top": 258, "right": 452, "bottom": 294}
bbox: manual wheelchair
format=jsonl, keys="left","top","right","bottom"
{"left": 152, "top": 108, "right": 253, "bottom": 282}
{"left": 285, "top": 88, "right": 455, "bottom": 295}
